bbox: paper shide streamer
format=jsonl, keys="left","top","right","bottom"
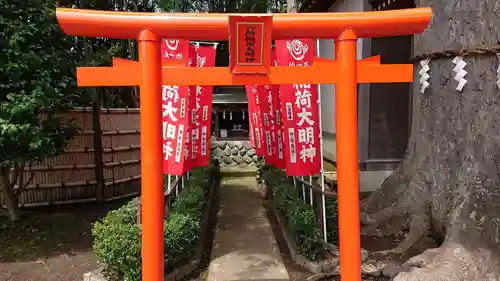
{"left": 496, "top": 53, "right": 500, "bottom": 90}
{"left": 452, "top": 56, "right": 467, "bottom": 91}
{"left": 419, "top": 58, "right": 431, "bottom": 93}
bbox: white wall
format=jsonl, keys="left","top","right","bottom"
{"left": 318, "top": 40, "right": 335, "bottom": 134}
{"left": 318, "top": 0, "right": 371, "bottom": 136}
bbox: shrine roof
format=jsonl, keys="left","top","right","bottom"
{"left": 213, "top": 86, "right": 247, "bottom": 104}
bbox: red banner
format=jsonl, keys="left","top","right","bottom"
{"left": 249, "top": 119, "right": 255, "bottom": 148}
{"left": 276, "top": 39, "right": 321, "bottom": 176}
{"left": 162, "top": 39, "right": 189, "bottom": 62}
{"left": 245, "top": 85, "right": 265, "bottom": 156}
{"left": 162, "top": 40, "right": 190, "bottom": 175}
{"left": 270, "top": 48, "right": 285, "bottom": 169}
{"left": 257, "top": 85, "right": 275, "bottom": 164}
{"left": 184, "top": 46, "right": 197, "bottom": 172}
{"left": 275, "top": 110, "right": 286, "bottom": 169}
{"left": 190, "top": 44, "right": 216, "bottom": 168}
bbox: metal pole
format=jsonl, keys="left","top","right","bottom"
{"left": 168, "top": 174, "right": 171, "bottom": 192}
{"left": 335, "top": 30, "right": 361, "bottom": 281}
{"left": 301, "top": 176, "right": 306, "bottom": 203}
{"left": 175, "top": 174, "right": 179, "bottom": 196}
{"left": 138, "top": 29, "right": 164, "bottom": 281}
{"left": 309, "top": 175, "right": 313, "bottom": 206}
{"left": 167, "top": 174, "right": 171, "bottom": 216}
{"left": 316, "top": 39, "right": 328, "bottom": 242}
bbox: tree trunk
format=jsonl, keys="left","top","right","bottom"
{"left": 360, "top": 1, "right": 500, "bottom": 280}
{"left": 0, "top": 169, "right": 21, "bottom": 221}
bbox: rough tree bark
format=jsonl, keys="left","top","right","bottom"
{"left": 0, "top": 167, "right": 22, "bottom": 221}
{"left": 360, "top": 1, "right": 500, "bottom": 280}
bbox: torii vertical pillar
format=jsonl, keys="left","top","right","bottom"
{"left": 336, "top": 29, "right": 361, "bottom": 281}
{"left": 137, "top": 29, "right": 164, "bottom": 281}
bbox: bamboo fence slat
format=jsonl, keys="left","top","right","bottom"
{"left": 102, "top": 148, "right": 140, "bottom": 163}
{"left": 1, "top": 107, "right": 142, "bottom": 207}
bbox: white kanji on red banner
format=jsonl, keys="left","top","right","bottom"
{"left": 276, "top": 39, "right": 321, "bottom": 176}
{"left": 294, "top": 84, "right": 317, "bottom": 163}
{"left": 187, "top": 44, "right": 216, "bottom": 169}
{"left": 162, "top": 39, "right": 190, "bottom": 175}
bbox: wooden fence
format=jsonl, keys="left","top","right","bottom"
{"left": 1, "top": 107, "right": 141, "bottom": 207}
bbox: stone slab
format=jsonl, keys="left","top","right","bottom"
{"left": 207, "top": 177, "right": 290, "bottom": 281}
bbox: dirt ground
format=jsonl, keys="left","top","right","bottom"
{"left": 0, "top": 200, "right": 127, "bottom": 281}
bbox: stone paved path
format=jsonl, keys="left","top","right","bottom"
{"left": 207, "top": 177, "right": 290, "bottom": 281}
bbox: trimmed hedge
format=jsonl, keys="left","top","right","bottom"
{"left": 325, "top": 196, "right": 339, "bottom": 244}
{"left": 262, "top": 165, "right": 339, "bottom": 260}
{"left": 262, "top": 166, "right": 323, "bottom": 260}
{"left": 92, "top": 166, "right": 214, "bottom": 281}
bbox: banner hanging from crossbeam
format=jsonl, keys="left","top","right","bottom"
{"left": 162, "top": 40, "right": 217, "bottom": 174}
{"left": 276, "top": 39, "right": 321, "bottom": 176}
{"left": 189, "top": 44, "right": 216, "bottom": 168}
{"left": 185, "top": 45, "right": 198, "bottom": 172}
{"left": 162, "top": 39, "right": 190, "bottom": 175}
{"left": 256, "top": 48, "right": 282, "bottom": 167}
{"left": 270, "top": 48, "right": 285, "bottom": 169}
{"left": 257, "top": 84, "right": 276, "bottom": 165}
{"left": 245, "top": 84, "right": 265, "bottom": 156}
{"left": 246, "top": 48, "right": 286, "bottom": 169}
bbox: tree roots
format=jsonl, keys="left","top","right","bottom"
{"left": 393, "top": 242, "right": 500, "bottom": 281}
{"left": 361, "top": 179, "right": 500, "bottom": 281}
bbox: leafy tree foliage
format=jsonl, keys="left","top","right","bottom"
{"left": 0, "top": 0, "right": 82, "bottom": 220}
{"left": 60, "top": 0, "right": 156, "bottom": 108}
{"left": 155, "top": 0, "right": 290, "bottom": 13}
{"left": 153, "top": 0, "right": 301, "bottom": 67}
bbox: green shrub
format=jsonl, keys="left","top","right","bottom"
{"left": 325, "top": 196, "right": 339, "bottom": 244}
{"left": 262, "top": 168, "right": 323, "bottom": 260}
{"left": 92, "top": 166, "right": 214, "bottom": 281}
{"left": 92, "top": 200, "right": 141, "bottom": 281}
{"left": 164, "top": 213, "right": 200, "bottom": 270}
{"left": 171, "top": 185, "right": 205, "bottom": 218}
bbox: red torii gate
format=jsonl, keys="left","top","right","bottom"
{"left": 56, "top": 8, "right": 431, "bottom": 281}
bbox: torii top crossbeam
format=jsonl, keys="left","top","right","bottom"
{"left": 57, "top": 8, "right": 431, "bottom": 40}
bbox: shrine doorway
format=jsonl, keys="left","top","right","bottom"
{"left": 211, "top": 86, "right": 259, "bottom": 173}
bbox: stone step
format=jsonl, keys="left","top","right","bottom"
{"left": 324, "top": 171, "right": 338, "bottom": 187}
